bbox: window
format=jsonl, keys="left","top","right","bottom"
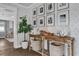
{"left": 0, "top": 26, "right": 5, "bottom": 32}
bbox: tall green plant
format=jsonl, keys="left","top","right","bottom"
{"left": 18, "top": 16, "right": 32, "bottom": 41}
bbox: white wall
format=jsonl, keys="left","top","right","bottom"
{"left": 25, "top": 3, "right": 79, "bottom": 56}
{"left": 69, "top": 3, "right": 79, "bottom": 56}
{"left": 16, "top": 8, "right": 28, "bottom": 48}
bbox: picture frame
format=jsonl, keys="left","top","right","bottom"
{"left": 57, "top": 3, "right": 69, "bottom": 10}
{"left": 32, "top": 17, "right": 37, "bottom": 27}
{"left": 32, "top": 8, "right": 37, "bottom": 17}
{"left": 37, "top": 4, "right": 45, "bottom": 15}
{"left": 37, "top": 16, "right": 45, "bottom": 27}
{"left": 46, "top": 3, "right": 54, "bottom": 13}
{"left": 46, "top": 13, "right": 55, "bottom": 26}
{"left": 58, "top": 10, "right": 69, "bottom": 26}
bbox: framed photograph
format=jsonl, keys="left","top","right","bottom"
{"left": 46, "top": 3, "right": 54, "bottom": 13}
{"left": 46, "top": 14, "right": 55, "bottom": 26}
{"left": 37, "top": 16, "right": 45, "bottom": 27}
{"left": 32, "top": 18, "right": 37, "bottom": 27}
{"left": 58, "top": 10, "right": 69, "bottom": 26}
{"left": 32, "top": 8, "right": 37, "bottom": 17}
{"left": 57, "top": 3, "right": 69, "bottom": 10}
{"left": 37, "top": 4, "right": 45, "bottom": 15}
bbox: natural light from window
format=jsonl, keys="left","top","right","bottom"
{"left": 0, "top": 26, "right": 5, "bottom": 32}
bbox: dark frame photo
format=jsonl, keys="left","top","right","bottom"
{"left": 46, "top": 3, "right": 54, "bottom": 13}
{"left": 57, "top": 3, "right": 69, "bottom": 10}
{"left": 46, "top": 14, "right": 55, "bottom": 26}
{"left": 37, "top": 4, "right": 45, "bottom": 15}
{"left": 38, "top": 16, "right": 45, "bottom": 27}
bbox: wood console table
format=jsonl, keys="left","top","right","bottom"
{"left": 29, "top": 31, "right": 74, "bottom": 56}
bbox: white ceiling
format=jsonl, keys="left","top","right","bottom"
{"left": 0, "top": 3, "right": 34, "bottom": 18}
{"left": 18, "top": 3, "right": 33, "bottom": 7}
{"left": 0, "top": 3, "right": 33, "bottom": 9}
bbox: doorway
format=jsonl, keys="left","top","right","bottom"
{"left": 0, "top": 20, "right": 6, "bottom": 38}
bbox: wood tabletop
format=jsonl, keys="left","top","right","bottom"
{"left": 29, "top": 31, "right": 74, "bottom": 44}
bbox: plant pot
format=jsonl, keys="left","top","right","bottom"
{"left": 31, "top": 40, "right": 41, "bottom": 51}
{"left": 21, "top": 41, "right": 28, "bottom": 49}
{"left": 18, "top": 33, "right": 24, "bottom": 48}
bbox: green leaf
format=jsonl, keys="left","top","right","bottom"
{"left": 18, "top": 16, "right": 32, "bottom": 33}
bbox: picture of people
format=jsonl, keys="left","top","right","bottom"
{"left": 48, "top": 3, "right": 52, "bottom": 10}
{"left": 48, "top": 17, "right": 52, "bottom": 24}
{"left": 40, "top": 19, "right": 43, "bottom": 24}
{"left": 40, "top": 7, "right": 43, "bottom": 13}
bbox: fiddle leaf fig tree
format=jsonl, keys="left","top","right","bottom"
{"left": 18, "top": 16, "right": 32, "bottom": 42}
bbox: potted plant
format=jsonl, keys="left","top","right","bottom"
{"left": 18, "top": 16, "right": 32, "bottom": 49}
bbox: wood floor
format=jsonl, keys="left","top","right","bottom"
{"left": 0, "top": 39, "right": 41, "bottom": 56}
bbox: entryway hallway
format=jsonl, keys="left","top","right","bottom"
{"left": 0, "top": 39, "right": 41, "bottom": 56}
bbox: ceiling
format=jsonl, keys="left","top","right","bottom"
{"left": 0, "top": 3, "right": 33, "bottom": 9}
{"left": 0, "top": 3, "right": 33, "bottom": 18}
{"left": 18, "top": 3, "right": 33, "bottom": 7}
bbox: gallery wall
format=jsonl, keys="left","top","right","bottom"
{"left": 26, "top": 3, "right": 70, "bottom": 51}
{"left": 26, "top": 3, "right": 79, "bottom": 56}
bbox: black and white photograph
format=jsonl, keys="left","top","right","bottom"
{"left": 32, "top": 8, "right": 37, "bottom": 16}
{"left": 37, "top": 16, "right": 45, "bottom": 27}
{"left": 46, "top": 3, "right": 54, "bottom": 13}
{"left": 46, "top": 14, "right": 54, "bottom": 26}
{"left": 32, "top": 18, "right": 37, "bottom": 27}
{"left": 58, "top": 10, "right": 69, "bottom": 26}
{"left": 37, "top": 4, "right": 45, "bottom": 15}
{"left": 57, "top": 3, "right": 69, "bottom": 10}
